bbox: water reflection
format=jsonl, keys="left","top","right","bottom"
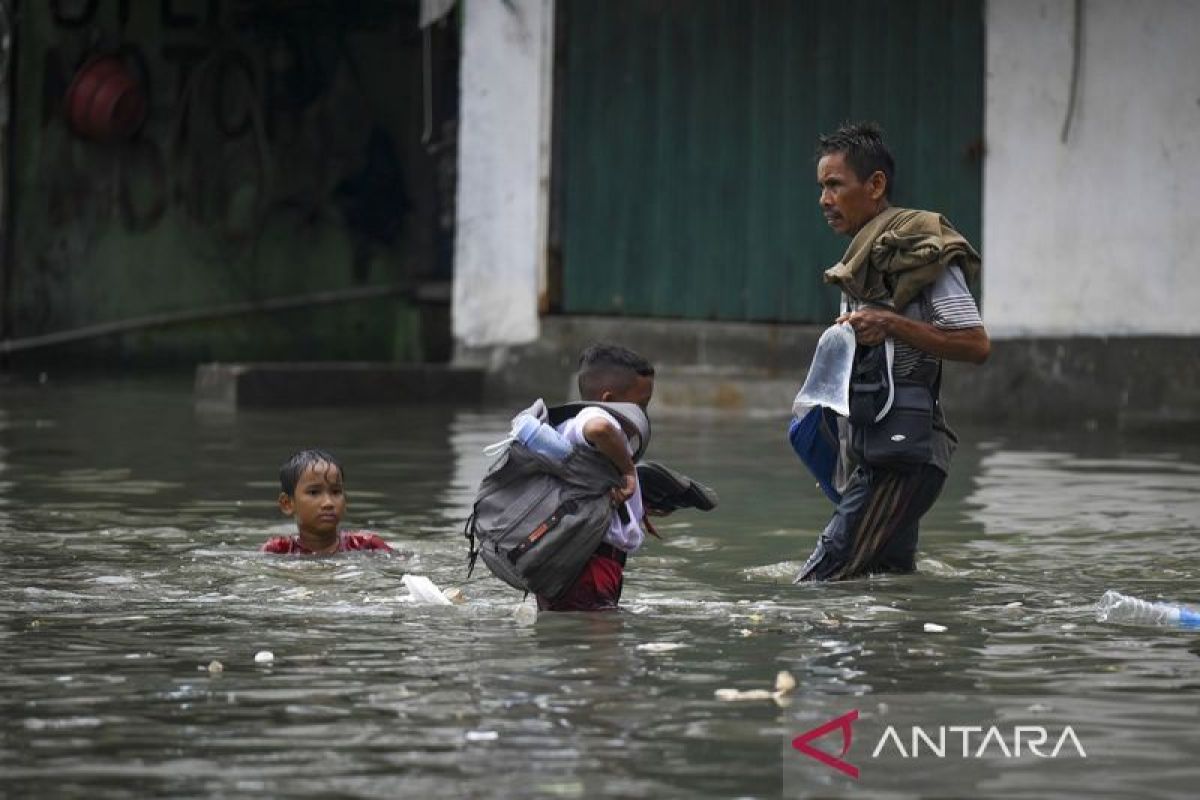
{"left": 968, "top": 447, "right": 1200, "bottom": 536}
{"left": 2, "top": 379, "right": 1199, "bottom": 798}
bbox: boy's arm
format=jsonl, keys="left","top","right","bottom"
{"left": 581, "top": 416, "right": 637, "bottom": 503}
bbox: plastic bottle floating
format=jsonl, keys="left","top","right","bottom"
{"left": 1095, "top": 590, "right": 1200, "bottom": 629}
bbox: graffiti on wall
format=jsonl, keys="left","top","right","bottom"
{"left": 22, "top": 0, "right": 413, "bottom": 331}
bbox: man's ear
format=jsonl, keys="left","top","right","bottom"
{"left": 278, "top": 492, "right": 294, "bottom": 517}
{"left": 600, "top": 390, "right": 615, "bottom": 402}
{"left": 867, "top": 170, "right": 888, "bottom": 201}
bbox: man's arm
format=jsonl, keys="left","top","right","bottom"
{"left": 838, "top": 307, "right": 991, "bottom": 364}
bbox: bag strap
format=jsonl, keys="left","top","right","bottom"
{"left": 546, "top": 401, "right": 651, "bottom": 462}
{"left": 847, "top": 292, "right": 943, "bottom": 403}
{"left": 906, "top": 359, "right": 943, "bottom": 399}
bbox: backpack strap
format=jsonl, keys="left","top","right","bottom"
{"left": 463, "top": 508, "right": 479, "bottom": 577}
{"left": 546, "top": 401, "right": 651, "bottom": 462}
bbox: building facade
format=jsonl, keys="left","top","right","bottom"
{"left": 453, "top": 0, "right": 1200, "bottom": 347}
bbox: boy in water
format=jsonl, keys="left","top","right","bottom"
{"left": 261, "top": 448, "right": 393, "bottom": 555}
{"left": 537, "top": 344, "right": 655, "bottom": 612}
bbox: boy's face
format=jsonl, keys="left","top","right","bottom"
{"left": 601, "top": 374, "right": 655, "bottom": 412}
{"left": 278, "top": 461, "right": 346, "bottom": 537}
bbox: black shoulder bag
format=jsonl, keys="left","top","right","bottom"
{"left": 848, "top": 343, "right": 940, "bottom": 472}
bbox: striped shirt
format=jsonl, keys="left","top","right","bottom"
{"left": 847, "top": 264, "right": 983, "bottom": 377}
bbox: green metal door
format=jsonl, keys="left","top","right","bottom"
{"left": 558, "top": 0, "right": 983, "bottom": 322}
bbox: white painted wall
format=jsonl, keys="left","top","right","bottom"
{"left": 984, "top": 0, "right": 1200, "bottom": 336}
{"left": 452, "top": 0, "right": 554, "bottom": 347}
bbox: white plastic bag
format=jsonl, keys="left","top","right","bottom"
{"left": 792, "top": 323, "right": 857, "bottom": 418}
{"left": 402, "top": 574, "right": 454, "bottom": 606}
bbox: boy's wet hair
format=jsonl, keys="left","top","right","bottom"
{"left": 815, "top": 120, "right": 896, "bottom": 200}
{"left": 279, "top": 448, "right": 344, "bottom": 495}
{"left": 577, "top": 343, "right": 655, "bottom": 400}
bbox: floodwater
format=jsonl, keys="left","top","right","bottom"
{"left": 1, "top": 376, "right": 1198, "bottom": 799}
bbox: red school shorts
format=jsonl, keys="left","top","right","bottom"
{"left": 536, "top": 546, "right": 626, "bottom": 612}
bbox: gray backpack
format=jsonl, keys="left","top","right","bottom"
{"left": 464, "top": 401, "right": 651, "bottom": 600}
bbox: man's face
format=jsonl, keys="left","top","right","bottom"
{"left": 279, "top": 461, "right": 346, "bottom": 537}
{"left": 817, "top": 152, "right": 887, "bottom": 236}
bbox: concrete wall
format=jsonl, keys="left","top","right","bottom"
{"left": 452, "top": 0, "right": 553, "bottom": 348}
{"left": 984, "top": 0, "right": 1200, "bottom": 337}
{"left": 4, "top": 1, "right": 436, "bottom": 363}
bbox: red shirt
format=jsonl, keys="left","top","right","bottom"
{"left": 260, "top": 531, "right": 393, "bottom": 555}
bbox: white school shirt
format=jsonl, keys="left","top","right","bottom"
{"left": 555, "top": 406, "right": 646, "bottom": 553}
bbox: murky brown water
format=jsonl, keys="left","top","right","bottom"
{"left": 2, "top": 376, "right": 1198, "bottom": 798}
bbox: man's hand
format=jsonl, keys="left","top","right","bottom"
{"left": 837, "top": 307, "right": 895, "bottom": 346}
{"left": 836, "top": 307, "right": 991, "bottom": 364}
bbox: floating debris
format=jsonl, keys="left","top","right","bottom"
{"left": 402, "top": 575, "right": 453, "bottom": 606}
{"left": 207, "top": 660, "right": 224, "bottom": 674}
{"left": 923, "top": 623, "right": 948, "bottom": 633}
{"left": 254, "top": 651, "right": 275, "bottom": 664}
{"left": 715, "top": 688, "right": 774, "bottom": 701}
{"left": 715, "top": 670, "right": 797, "bottom": 705}
{"left": 465, "top": 730, "right": 499, "bottom": 742}
{"left": 636, "top": 642, "right": 687, "bottom": 654}
{"left": 512, "top": 597, "right": 538, "bottom": 626}
{"left": 443, "top": 587, "right": 467, "bottom": 604}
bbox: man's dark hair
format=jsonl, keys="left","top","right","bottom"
{"left": 577, "top": 343, "right": 655, "bottom": 400}
{"left": 280, "top": 448, "right": 344, "bottom": 495}
{"left": 815, "top": 121, "right": 895, "bottom": 199}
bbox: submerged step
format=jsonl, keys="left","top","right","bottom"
{"left": 652, "top": 366, "right": 799, "bottom": 415}
{"left": 195, "top": 362, "right": 485, "bottom": 409}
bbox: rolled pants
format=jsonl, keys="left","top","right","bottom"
{"left": 797, "top": 463, "right": 946, "bottom": 582}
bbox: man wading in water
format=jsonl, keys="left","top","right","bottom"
{"left": 797, "top": 122, "right": 990, "bottom": 582}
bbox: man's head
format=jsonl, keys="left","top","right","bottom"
{"left": 278, "top": 448, "right": 346, "bottom": 536}
{"left": 577, "top": 343, "right": 655, "bottom": 410}
{"left": 815, "top": 121, "right": 894, "bottom": 236}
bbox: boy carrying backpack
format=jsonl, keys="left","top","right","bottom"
{"left": 466, "top": 344, "right": 716, "bottom": 612}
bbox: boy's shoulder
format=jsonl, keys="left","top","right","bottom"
{"left": 340, "top": 531, "right": 393, "bottom": 552}
{"left": 572, "top": 404, "right": 624, "bottom": 428}
{"left": 260, "top": 535, "right": 300, "bottom": 554}
{"left": 259, "top": 532, "right": 392, "bottom": 554}
{"left": 543, "top": 400, "right": 650, "bottom": 460}
{"left": 559, "top": 405, "right": 627, "bottom": 445}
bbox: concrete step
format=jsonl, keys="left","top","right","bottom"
{"left": 195, "top": 362, "right": 485, "bottom": 410}
{"left": 652, "top": 365, "right": 799, "bottom": 417}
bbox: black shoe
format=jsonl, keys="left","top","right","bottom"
{"left": 636, "top": 460, "right": 718, "bottom": 514}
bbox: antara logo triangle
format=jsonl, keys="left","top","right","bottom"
{"left": 791, "top": 710, "right": 860, "bottom": 778}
